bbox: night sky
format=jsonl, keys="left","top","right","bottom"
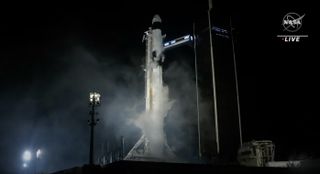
{"left": 0, "top": 1, "right": 316, "bottom": 173}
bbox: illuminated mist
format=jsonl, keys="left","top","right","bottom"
{"left": 133, "top": 64, "right": 175, "bottom": 158}
{"left": 1, "top": 43, "right": 198, "bottom": 173}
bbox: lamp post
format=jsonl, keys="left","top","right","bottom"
{"left": 22, "top": 150, "right": 32, "bottom": 163}
{"left": 35, "top": 149, "right": 41, "bottom": 174}
{"left": 22, "top": 150, "right": 33, "bottom": 174}
{"left": 22, "top": 149, "right": 42, "bottom": 174}
{"left": 88, "top": 92, "right": 100, "bottom": 165}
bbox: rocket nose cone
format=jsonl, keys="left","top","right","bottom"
{"left": 152, "top": 14, "right": 162, "bottom": 24}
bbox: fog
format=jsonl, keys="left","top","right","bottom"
{"left": 0, "top": 39, "right": 199, "bottom": 173}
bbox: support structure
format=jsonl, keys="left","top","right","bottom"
{"left": 88, "top": 92, "right": 100, "bottom": 165}
{"left": 208, "top": 0, "right": 220, "bottom": 154}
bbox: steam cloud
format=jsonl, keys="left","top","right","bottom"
{"left": 1, "top": 41, "right": 198, "bottom": 173}
{"left": 133, "top": 65, "right": 175, "bottom": 159}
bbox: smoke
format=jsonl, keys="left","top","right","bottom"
{"left": 164, "top": 58, "right": 199, "bottom": 161}
{"left": 0, "top": 42, "right": 143, "bottom": 173}
{"left": 1, "top": 39, "right": 199, "bottom": 173}
{"left": 132, "top": 65, "right": 175, "bottom": 158}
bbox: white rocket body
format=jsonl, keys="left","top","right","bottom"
{"left": 145, "top": 15, "right": 165, "bottom": 111}
{"left": 125, "top": 15, "right": 175, "bottom": 161}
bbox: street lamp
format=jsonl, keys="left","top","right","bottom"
{"left": 22, "top": 149, "right": 43, "bottom": 173}
{"left": 22, "top": 150, "right": 32, "bottom": 162}
{"left": 89, "top": 92, "right": 101, "bottom": 105}
{"left": 88, "top": 92, "right": 100, "bottom": 165}
{"left": 35, "top": 149, "right": 42, "bottom": 174}
{"left": 36, "top": 149, "right": 41, "bottom": 159}
{"left": 23, "top": 163, "right": 28, "bottom": 168}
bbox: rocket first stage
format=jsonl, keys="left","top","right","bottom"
{"left": 125, "top": 15, "right": 176, "bottom": 161}
{"left": 146, "top": 14, "right": 165, "bottom": 111}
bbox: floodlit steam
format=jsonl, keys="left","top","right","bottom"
{"left": 134, "top": 64, "right": 175, "bottom": 158}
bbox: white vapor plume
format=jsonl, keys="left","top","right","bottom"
{"left": 133, "top": 65, "right": 175, "bottom": 158}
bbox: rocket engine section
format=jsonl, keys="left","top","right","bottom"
{"left": 151, "top": 15, "right": 165, "bottom": 63}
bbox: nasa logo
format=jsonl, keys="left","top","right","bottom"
{"left": 277, "top": 12, "right": 308, "bottom": 42}
{"left": 282, "top": 12, "right": 305, "bottom": 32}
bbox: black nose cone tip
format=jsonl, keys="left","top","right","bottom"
{"left": 151, "top": 14, "right": 162, "bottom": 30}
{"left": 152, "top": 14, "right": 162, "bottom": 24}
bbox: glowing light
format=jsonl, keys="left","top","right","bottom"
{"left": 164, "top": 42, "right": 169, "bottom": 46}
{"left": 23, "top": 163, "right": 28, "bottom": 168}
{"left": 22, "top": 150, "right": 32, "bottom": 162}
{"left": 36, "top": 149, "right": 41, "bottom": 159}
{"left": 184, "top": 35, "right": 190, "bottom": 39}
{"left": 170, "top": 40, "right": 176, "bottom": 44}
{"left": 89, "top": 92, "right": 101, "bottom": 105}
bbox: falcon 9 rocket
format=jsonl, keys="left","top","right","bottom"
{"left": 125, "top": 15, "right": 175, "bottom": 161}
